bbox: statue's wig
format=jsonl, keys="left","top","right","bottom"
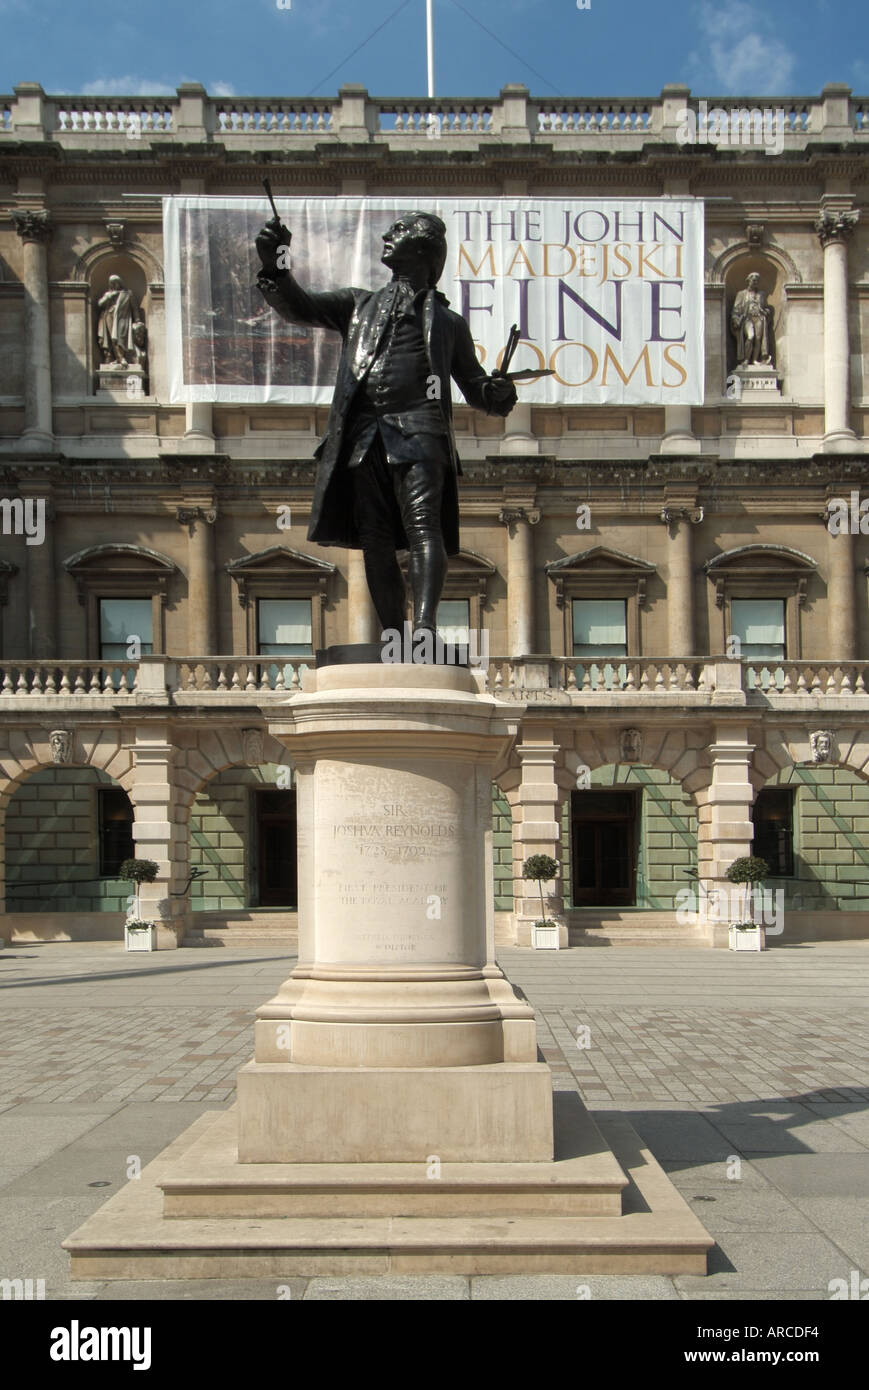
{"left": 404, "top": 212, "right": 448, "bottom": 287}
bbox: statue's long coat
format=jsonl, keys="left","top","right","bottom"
{"left": 257, "top": 272, "right": 492, "bottom": 555}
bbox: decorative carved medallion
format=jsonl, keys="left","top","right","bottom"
{"left": 49, "top": 729, "right": 74, "bottom": 765}
{"left": 242, "top": 728, "right": 264, "bottom": 767}
{"left": 619, "top": 728, "right": 643, "bottom": 763}
{"left": 809, "top": 729, "right": 834, "bottom": 764}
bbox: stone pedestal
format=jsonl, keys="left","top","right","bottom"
{"left": 63, "top": 663, "right": 712, "bottom": 1277}
{"left": 732, "top": 363, "right": 782, "bottom": 399}
{"left": 96, "top": 364, "right": 147, "bottom": 400}
{"left": 239, "top": 661, "right": 551, "bottom": 1161}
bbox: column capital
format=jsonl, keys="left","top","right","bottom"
{"left": 815, "top": 209, "right": 858, "bottom": 249}
{"left": 10, "top": 208, "right": 53, "bottom": 244}
{"left": 499, "top": 505, "right": 540, "bottom": 528}
{"left": 176, "top": 504, "right": 217, "bottom": 532}
{"left": 659, "top": 504, "right": 703, "bottom": 531}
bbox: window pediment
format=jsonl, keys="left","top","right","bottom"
{"left": 547, "top": 546, "right": 656, "bottom": 610}
{"left": 226, "top": 546, "right": 335, "bottom": 609}
{"left": 705, "top": 545, "right": 816, "bottom": 609}
{"left": 64, "top": 543, "right": 177, "bottom": 606}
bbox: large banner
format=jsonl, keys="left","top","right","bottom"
{"left": 163, "top": 196, "right": 704, "bottom": 406}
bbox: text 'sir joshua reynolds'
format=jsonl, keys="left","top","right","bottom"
{"left": 255, "top": 210, "right": 517, "bottom": 639}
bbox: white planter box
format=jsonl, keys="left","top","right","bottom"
{"left": 125, "top": 925, "right": 156, "bottom": 952}
{"left": 532, "top": 922, "right": 560, "bottom": 950}
{"left": 728, "top": 925, "right": 765, "bottom": 952}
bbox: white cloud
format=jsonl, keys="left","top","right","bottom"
{"left": 688, "top": 2, "right": 798, "bottom": 96}
{"left": 80, "top": 77, "right": 176, "bottom": 97}
{"left": 74, "top": 76, "right": 236, "bottom": 99}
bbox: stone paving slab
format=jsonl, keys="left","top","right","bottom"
{"left": 0, "top": 941, "right": 867, "bottom": 1301}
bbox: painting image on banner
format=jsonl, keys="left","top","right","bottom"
{"left": 163, "top": 197, "right": 704, "bottom": 406}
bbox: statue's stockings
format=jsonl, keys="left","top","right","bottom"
{"left": 352, "top": 443, "right": 448, "bottom": 635}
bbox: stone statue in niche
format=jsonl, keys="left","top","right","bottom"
{"left": 96, "top": 275, "right": 143, "bottom": 368}
{"left": 131, "top": 319, "right": 148, "bottom": 371}
{"left": 730, "top": 273, "right": 774, "bottom": 367}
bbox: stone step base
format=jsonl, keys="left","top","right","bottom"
{"left": 63, "top": 1107, "right": 712, "bottom": 1278}
{"left": 183, "top": 929, "right": 299, "bottom": 947}
{"left": 570, "top": 931, "right": 707, "bottom": 947}
{"left": 183, "top": 913, "right": 298, "bottom": 947}
{"left": 569, "top": 915, "right": 708, "bottom": 947}
{"left": 161, "top": 1096, "right": 626, "bottom": 1218}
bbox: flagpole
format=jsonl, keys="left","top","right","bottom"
{"left": 426, "top": 0, "right": 435, "bottom": 99}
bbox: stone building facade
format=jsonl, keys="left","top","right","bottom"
{"left": 1, "top": 81, "right": 868, "bottom": 948}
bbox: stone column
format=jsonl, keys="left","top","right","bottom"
{"left": 815, "top": 208, "right": 859, "bottom": 450}
{"left": 20, "top": 479, "right": 56, "bottom": 657}
{"left": 177, "top": 505, "right": 217, "bottom": 655}
{"left": 347, "top": 549, "right": 378, "bottom": 643}
{"left": 184, "top": 403, "right": 214, "bottom": 440}
{"left": 499, "top": 403, "right": 539, "bottom": 456}
{"left": 660, "top": 504, "right": 702, "bottom": 658}
{"left": 825, "top": 502, "right": 856, "bottom": 659}
{"left": 499, "top": 504, "right": 539, "bottom": 657}
{"left": 696, "top": 728, "right": 756, "bottom": 947}
{"left": 129, "top": 724, "right": 189, "bottom": 948}
{"left": 10, "top": 209, "right": 54, "bottom": 451}
{"left": 659, "top": 404, "right": 700, "bottom": 455}
{"left": 513, "top": 728, "right": 567, "bottom": 946}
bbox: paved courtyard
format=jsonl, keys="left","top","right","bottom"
{"left": 1, "top": 939, "right": 867, "bottom": 1300}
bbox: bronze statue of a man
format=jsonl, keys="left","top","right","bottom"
{"left": 730, "top": 272, "right": 773, "bottom": 367}
{"left": 255, "top": 211, "right": 517, "bottom": 638}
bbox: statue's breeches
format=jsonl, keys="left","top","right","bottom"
{"left": 351, "top": 434, "right": 450, "bottom": 632}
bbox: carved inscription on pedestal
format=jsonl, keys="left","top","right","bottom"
{"left": 314, "top": 762, "right": 474, "bottom": 963}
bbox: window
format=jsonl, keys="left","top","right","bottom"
{"left": 731, "top": 598, "right": 785, "bottom": 662}
{"left": 437, "top": 599, "right": 470, "bottom": 645}
{"left": 99, "top": 787, "right": 134, "bottom": 876}
{"left": 572, "top": 599, "right": 627, "bottom": 659}
{"left": 256, "top": 599, "right": 313, "bottom": 657}
{"left": 752, "top": 788, "right": 795, "bottom": 877}
{"left": 99, "top": 598, "right": 153, "bottom": 660}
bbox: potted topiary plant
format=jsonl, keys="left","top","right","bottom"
{"left": 522, "top": 854, "right": 560, "bottom": 949}
{"left": 724, "top": 855, "right": 770, "bottom": 951}
{"left": 119, "top": 858, "right": 159, "bottom": 952}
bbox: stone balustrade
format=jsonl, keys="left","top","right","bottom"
{"left": 1, "top": 83, "right": 866, "bottom": 150}
{"left": 3, "top": 655, "right": 869, "bottom": 711}
{"left": 0, "top": 661, "right": 139, "bottom": 699}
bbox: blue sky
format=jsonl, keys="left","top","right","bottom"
{"left": 2, "top": 0, "right": 867, "bottom": 99}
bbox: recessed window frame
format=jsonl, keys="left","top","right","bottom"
{"left": 547, "top": 547, "right": 655, "bottom": 658}
{"left": 752, "top": 786, "right": 796, "bottom": 878}
{"left": 706, "top": 545, "right": 816, "bottom": 660}
{"left": 227, "top": 546, "right": 334, "bottom": 653}
{"left": 64, "top": 544, "right": 175, "bottom": 658}
{"left": 98, "top": 785, "right": 134, "bottom": 878}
